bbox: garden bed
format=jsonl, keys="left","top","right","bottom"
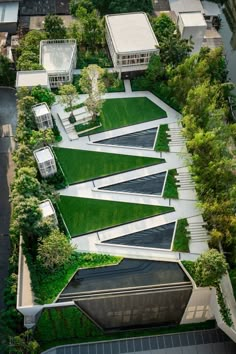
{"left": 53, "top": 147, "right": 164, "bottom": 184}
{"left": 155, "top": 124, "right": 170, "bottom": 152}
{"left": 163, "top": 169, "right": 179, "bottom": 199}
{"left": 173, "top": 219, "right": 189, "bottom": 252}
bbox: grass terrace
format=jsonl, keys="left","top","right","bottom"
{"left": 58, "top": 196, "right": 174, "bottom": 237}
{"left": 54, "top": 147, "right": 164, "bottom": 184}
{"left": 80, "top": 97, "right": 167, "bottom": 135}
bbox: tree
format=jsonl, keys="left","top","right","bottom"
{"left": 9, "top": 330, "right": 40, "bottom": 354}
{"left": 80, "top": 9, "right": 105, "bottom": 50}
{"left": 12, "top": 144, "right": 35, "bottom": 168}
{"left": 92, "top": 0, "right": 153, "bottom": 15}
{"left": 151, "top": 14, "right": 192, "bottom": 67}
{"left": 70, "top": 0, "right": 94, "bottom": 16}
{"left": 16, "top": 51, "right": 43, "bottom": 71}
{"left": 58, "top": 84, "right": 78, "bottom": 116}
{"left": 0, "top": 54, "right": 15, "bottom": 86}
{"left": 11, "top": 167, "right": 41, "bottom": 199}
{"left": 195, "top": 249, "right": 228, "bottom": 287}
{"left": 79, "top": 64, "right": 105, "bottom": 119}
{"left": 67, "top": 20, "right": 84, "bottom": 46}
{"left": 31, "top": 86, "right": 55, "bottom": 107}
{"left": 146, "top": 54, "right": 165, "bottom": 83}
{"left": 44, "top": 15, "right": 67, "bottom": 39}
{"left": 29, "top": 129, "right": 55, "bottom": 149}
{"left": 37, "top": 229, "right": 74, "bottom": 270}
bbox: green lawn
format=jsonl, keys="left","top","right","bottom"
{"left": 58, "top": 196, "right": 174, "bottom": 237}
{"left": 35, "top": 306, "right": 215, "bottom": 351}
{"left": 155, "top": 124, "right": 170, "bottom": 152}
{"left": 163, "top": 169, "right": 179, "bottom": 199}
{"left": 80, "top": 97, "right": 167, "bottom": 135}
{"left": 173, "top": 219, "right": 189, "bottom": 252}
{"left": 54, "top": 147, "right": 164, "bottom": 184}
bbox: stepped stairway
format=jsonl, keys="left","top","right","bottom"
{"left": 187, "top": 215, "right": 209, "bottom": 245}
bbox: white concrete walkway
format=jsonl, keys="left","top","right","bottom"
{"left": 53, "top": 86, "right": 209, "bottom": 257}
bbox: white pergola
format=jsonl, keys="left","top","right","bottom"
{"left": 39, "top": 199, "right": 58, "bottom": 225}
{"left": 40, "top": 39, "right": 77, "bottom": 88}
{"left": 32, "top": 102, "right": 53, "bottom": 130}
{"left": 34, "top": 147, "right": 57, "bottom": 178}
{"left": 105, "top": 12, "right": 159, "bottom": 76}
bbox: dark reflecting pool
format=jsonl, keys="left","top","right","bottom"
{"left": 99, "top": 171, "right": 166, "bottom": 195}
{"left": 103, "top": 222, "right": 175, "bottom": 249}
{"left": 96, "top": 128, "right": 157, "bottom": 148}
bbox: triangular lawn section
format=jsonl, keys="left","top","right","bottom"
{"left": 58, "top": 196, "right": 174, "bottom": 237}
{"left": 54, "top": 147, "right": 165, "bottom": 184}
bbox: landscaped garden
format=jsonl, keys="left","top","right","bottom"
{"left": 57, "top": 196, "right": 174, "bottom": 237}
{"left": 172, "top": 219, "right": 189, "bottom": 252}
{"left": 163, "top": 169, "right": 179, "bottom": 199}
{"left": 155, "top": 124, "right": 170, "bottom": 152}
{"left": 53, "top": 147, "right": 164, "bottom": 184}
{"left": 80, "top": 97, "right": 167, "bottom": 135}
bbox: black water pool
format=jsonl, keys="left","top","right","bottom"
{"left": 60, "top": 259, "right": 190, "bottom": 295}
{"left": 96, "top": 128, "right": 157, "bottom": 148}
{"left": 99, "top": 171, "right": 166, "bottom": 195}
{"left": 103, "top": 222, "right": 175, "bottom": 249}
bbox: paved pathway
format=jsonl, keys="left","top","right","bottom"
{"left": 0, "top": 87, "right": 16, "bottom": 310}
{"left": 42, "top": 328, "right": 236, "bottom": 354}
{"left": 53, "top": 86, "right": 209, "bottom": 256}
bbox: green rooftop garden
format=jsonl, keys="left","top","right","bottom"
{"left": 163, "top": 169, "right": 179, "bottom": 199}
{"left": 79, "top": 97, "right": 167, "bottom": 135}
{"left": 173, "top": 219, "right": 189, "bottom": 252}
{"left": 53, "top": 147, "right": 164, "bottom": 184}
{"left": 58, "top": 196, "right": 174, "bottom": 237}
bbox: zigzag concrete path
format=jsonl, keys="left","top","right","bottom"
{"left": 52, "top": 85, "right": 209, "bottom": 257}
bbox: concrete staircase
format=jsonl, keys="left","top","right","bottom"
{"left": 187, "top": 215, "right": 209, "bottom": 248}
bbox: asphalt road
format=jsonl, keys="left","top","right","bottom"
{"left": 0, "top": 88, "right": 17, "bottom": 310}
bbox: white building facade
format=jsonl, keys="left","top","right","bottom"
{"left": 105, "top": 13, "right": 159, "bottom": 77}
{"left": 40, "top": 39, "right": 77, "bottom": 88}
{"left": 32, "top": 103, "right": 53, "bottom": 130}
{"left": 34, "top": 147, "right": 57, "bottom": 178}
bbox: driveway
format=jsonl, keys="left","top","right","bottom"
{"left": 0, "top": 87, "right": 17, "bottom": 310}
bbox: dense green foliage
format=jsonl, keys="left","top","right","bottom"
{"left": 0, "top": 55, "right": 15, "bottom": 86}
{"left": 54, "top": 147, "right": 163, "bottom": 184}
{"left": 28, "top": 252, "right": 121, "bottom": 304}
{"left": 163, "top": 169, "right": 179, "bottom": 199}
{"left": 195, "top": 249, "right": 228, "bottom": 287}
{"left": 173, "top": 219, "right": 189, "bottom": 252}
{"left": 58, "top": 196, "right": 174, "bottom": 237}
{"left": 44, "top": 15, "right": 67, "bottom": 39}
{"left": 151, "top": 14, "right": 192, "bottom": 67}
{"left": 155, "top": 124, "right": 170, "bottom": 151}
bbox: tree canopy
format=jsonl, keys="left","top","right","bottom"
{"left": 44, "top": 14, "right": 67, "bottom": 39}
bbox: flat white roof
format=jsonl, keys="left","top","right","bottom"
{"left": 0, "top": 2, "right": 19, "bottom": 23}
{"left": 169, "top": 0, "right": 204, "bottom": 14}
{"left": 105, "top": 12, "right": 159, "bottom": 53}
{"left": 32, "top": 103, "right": 50, "bottom": 117}
{"left": 179, "top": 12, "right": 207, "bottom": 27}
{"left": 34, "top": 147, "right": 54, "bottom": 163}
{"left": 16, "top": 70, "right": 49, "bottom": 88}
{"left": 202, "top": 1, "right": 221, "bottom": 17}
{"left": 40, "top": 40, "right": 76, "bottom": 73}
{"left": 39, "top": 200, "right": 55, "bottom": 218}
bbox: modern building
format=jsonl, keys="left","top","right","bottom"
{"left": 0, "top": 1, "right": 19, "bottom": 33}
{"left": 16, "top": 70, "right": 50, "bottom": 90}
{"left": 57, "top": 259, "right": 193, "bottom": 330}
{"left": 39, "top": 199, "right": 58, "bottom": 225}
{"left": 105, "top": 12, "right": 159, "bottom": 78}
{"left": 33, "top": 147, "right": 57, "bottom": 178}
{"left": 32, "top": 102, "right": 53, "bottom": 130}
{"left": 177, "top": 12, "right": 207, "bottom": 53}
{"left": 169, "top": 0, "right": 204, "bottom": 15}
{"left": 40, "top": 39, "right": 77, "bottom": 88}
